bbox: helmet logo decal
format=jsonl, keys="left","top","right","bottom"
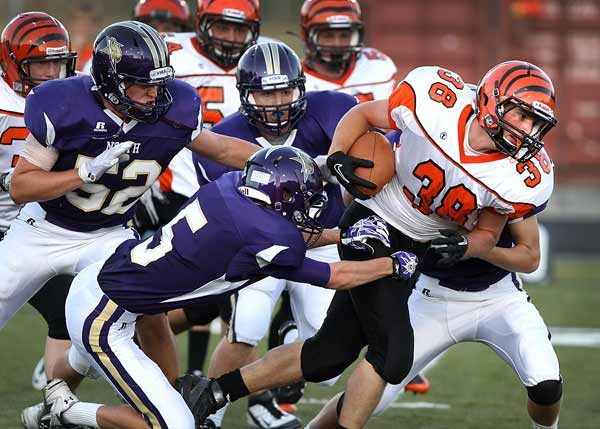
{"left": 326, "top": 15, "right": 352, "bottom": 24}
{"left": 261, "top": 74, "right": 289, "bottom": 87}
{"left": 532, "top": 100, "right": 555, "bottom": 119}
{"left": 102, "top": 37, "right": 124, "bottom": 65}
{"left": 250, "top": 170, "right": 271, "bottom": 184}
{"left": 291, "top": 151, "right": 315, "bottom": 182}
{"left": 46, "top": 46, "right": 68, "bottom": 55}
{"left": 222, "top": 8, "right": 246, "bottom": 19}
{"left": 149, "top": 66, "right": 174, "bottom": 80}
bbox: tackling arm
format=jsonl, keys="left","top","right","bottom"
{"left": 325, "top": 257, "right": 393, "bottom": 290}
{"left": 187, "top": 128, "right": 259, "bottom": 170}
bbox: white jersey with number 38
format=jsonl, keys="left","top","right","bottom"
{"left": 360, "top": 66, "right": 554, "bottom": 241}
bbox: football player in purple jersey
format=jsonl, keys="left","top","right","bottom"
{"left": 186, "top": 44, "right": 424, "bottom": 426}
{"left": 188, "top": 41, "right": 356, "bottom": 428}
{"left": 34, "top": 146, "right": 417, "bottom": 429}
{"left": 0, "top": 20, "right": 257, "bottom": 426}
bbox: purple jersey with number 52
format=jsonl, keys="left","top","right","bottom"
{"left": 98, "top": 171, "right": 331, "bottom": 314}
{"left": 24, "top": 75, "right": 202, "bottom": 232}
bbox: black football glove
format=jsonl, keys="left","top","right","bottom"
{"left": 326, "top": 151, "right": 376, "bottom": 200}
{"left": 175, "top": 374, "right": 227, "bottom": 425}
{"left": 429, "top": 229, "right": 468, "bottom": 268}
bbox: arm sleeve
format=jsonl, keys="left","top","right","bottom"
{"left": 266, "top": 256, "right": 331, "bottom": 287}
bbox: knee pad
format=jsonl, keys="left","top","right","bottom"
{"left": 527, "top": 379, "right": 563, "bottom": 406}
{"left": 365, "top": 346, "right": 413, "bottom": 385}
{"left": 301, "top": 335, "right": 361, "bottom": 383}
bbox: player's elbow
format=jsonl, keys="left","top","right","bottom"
{"left": 522, "top": 250, "right": 540, "bottom": 273}
{"left": 9, "top": 172, "right": 30, "bottom": 204}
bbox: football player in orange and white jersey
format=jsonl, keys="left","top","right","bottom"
{"left": 313, "top": 61, "right": 559, "bottom": 428}
{"left": 300, "top": 0, "right": 397, "bottom": 103}
{"left": 160, "top": 0, "right": 265, "bottom": 198}
{"left": 189, "top": 61, "right": 561, "bottom": 429}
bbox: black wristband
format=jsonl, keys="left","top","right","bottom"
{"left": 390, "top": 255, "right": 400, "bottom": 279}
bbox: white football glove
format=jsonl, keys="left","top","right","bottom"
{"left": 78, "top": 141, "right": 134, "bottom": 183}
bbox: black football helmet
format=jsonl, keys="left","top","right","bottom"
{"left": 91, "top": 21, "right": 174, "bottom": 123}
{"left": 237, "top": 42, "right": 307, "bottom": 137}
{"left": 239, "top": 146, "right": 327, "bottom": 244}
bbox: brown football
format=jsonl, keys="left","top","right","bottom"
{"left": 347, "top": 131, "right": 396, "bottom": 197}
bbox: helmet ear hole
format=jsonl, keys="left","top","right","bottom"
{"left": 282, "top": 189, "right": 294, "bottom": 203}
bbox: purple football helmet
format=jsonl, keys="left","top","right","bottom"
{"left": 91, "top": 21, "right": 174, "bottom": 123}
{"left": 239, "top": 146, "right": 327, "bottom": 243}
{"left": 237, "top": 42, "right": 307, "bottom": 137}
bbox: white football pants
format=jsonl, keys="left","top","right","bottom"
{"left": 66, "top": 262, "right": 194, "bottom": 429}
{"left": 373, "top": 273, "right": 561, "bottom": 415}
{"left": 0, "top": 202, "right": 135, "bottom": 330}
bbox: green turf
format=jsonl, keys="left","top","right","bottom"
{"left": 1, "top": 257, "right": 599, "bottom": 428}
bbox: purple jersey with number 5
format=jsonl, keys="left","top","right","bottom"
{"left": 24, "top": 75, "right": 202, "bottom": 232}
{"left": 97, "top": 171, "right": 331, "bottom": 314}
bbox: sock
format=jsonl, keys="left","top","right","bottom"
{"left": 207, "top": 402, "right": 230, "bottom": 427}
{"left": 283, "top": 327, "right": 299, "bottom": 344}
{"left": 187, "top": 330, "right": 210, "bottom": 373}
{"left": 62, "top": 402, "right": 101, "bottom": 428}
{"left": 216, "top": 369, "right": 250, "bottom": 402}
{"left": 532, "top": 419, "right": 558, "bottom": 429}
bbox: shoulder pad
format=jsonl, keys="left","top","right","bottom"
{"left": 162, "top": 79, "right": 201, "bottom": 130}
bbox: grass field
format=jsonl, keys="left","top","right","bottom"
{"left": 1, "top": 257, "right": 599, "bottom": 428}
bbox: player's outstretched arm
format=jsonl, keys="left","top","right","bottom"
{"left": 481, "top": 215, "right": 541, "bottom": 273}
{"left": 326, "top": 251, "right": 417, "bottom": 290}
{"left": 187, "top": 128, "right": 259, "bottom": 169}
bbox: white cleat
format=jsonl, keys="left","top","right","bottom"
{"left": 247, "top": 391, "right": 301, "bottom": 429}
{"left": 20, "top": 402, "right": 44, "bottom": 429}
{"left": 32, "top": 357, "right": 47, "bottom": 390}
{"left": 39, "top": 379, "right": 79, "bottom": 429}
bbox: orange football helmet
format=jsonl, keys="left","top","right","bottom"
{"left": 300, "top": 0, "right": 363, "bottom": 71}
{"left": 0, "top": 12, "right": 76, "bottom": 96}
{"left": 196, "top": 0, "right": 261, "bottom": 67}
{"left": 133, "top": 0, "right": 191, "bottom": 32}
{"left": 476, "top": 60, "right": 557, "bottom": 162}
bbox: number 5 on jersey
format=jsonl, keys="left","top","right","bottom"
{"left": 131, "top": 200, "right": 207, "bottom": 266}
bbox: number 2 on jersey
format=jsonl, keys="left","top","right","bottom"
{"left": 403, "top": 160, "right": 477, "bottom": 225}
